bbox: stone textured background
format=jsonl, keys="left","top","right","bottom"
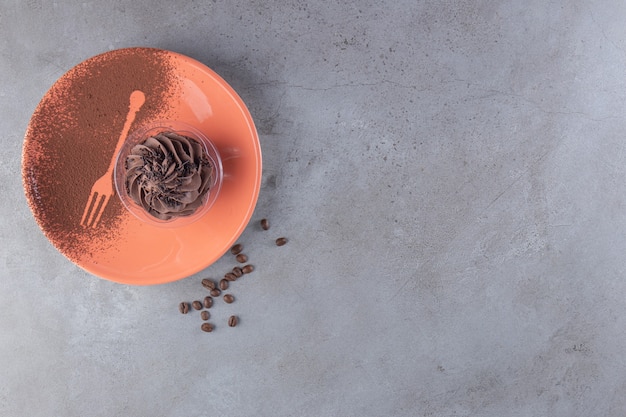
{"left": 2, "top": 1, "right": 626, "bottom": 416}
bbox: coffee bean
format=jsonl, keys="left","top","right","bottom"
{"left": 236, "top": 253, "right": 248, "bottom": 263}
{"left": 219, "top": 279, "right": 229, "bottom": 290}
{"left": 179, "top": 302, "right": 189, "bottom": 314}
{"left": 201, "top": 279, "right": 216, "bottom": 290}
{"left": 210, "top": 288, "right": 221, "bottom": 297}
{"left": 223, "top": 294, "right": 234, "bottom": 304}
{"left": 260, "top": 218, "right": 270, "bottom": 230}
{"left": 242, "top": 264, "right": 254, "bottom": 274}
{"left": 201, "top": 311, "right": 210, "bottom": 321}
{"left": 201, "top": 323, "right": 214, "bottom": 332}
{"left": 232, "top": 266, "right": 243, "bottom": 278}
{"left": 192, "top": 301, "right": 202, "bottom": 310}
{"left": 230, "top": 243, "right": 243, "bottom": 255}
{"left": 228, "top": 315, "right": 238, "bottom": 327}
{"left": 203, "top": 296, "right": 213, "bottom": 309}
{"left": 275, "top": 237, "right": 288, "bottom": 246}
{"left": 224, "top": 272, "right": 237, "bottom": 281}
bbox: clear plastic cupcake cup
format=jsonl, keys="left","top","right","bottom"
{"left": 114, "top": 120, "right": 223, "bottom": 228}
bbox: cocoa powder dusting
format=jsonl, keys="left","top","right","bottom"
{"left": 23, "top": 48, "right": 180, "bottom": 264}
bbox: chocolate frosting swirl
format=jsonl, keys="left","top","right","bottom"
{"left": 124, "top": 131, "right": 213, "bottom": 220}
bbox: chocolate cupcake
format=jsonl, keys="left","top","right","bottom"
{"left": 125, "top": 131, "right": 213, "bottom": 220}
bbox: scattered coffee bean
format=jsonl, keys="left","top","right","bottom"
{"left": 260, "top": 218, "right": 270, "bottom": 230}
{"left": 201, "top": 279, "right": 216, "bottom": 290}
{"left": 190, "top": 233, "right": 278, "bottom": 332}
{"left": 230, "top": 243, "right": 243, "bottom": 255}
{"left": 179, "top": 302, "right": 189, "bottom": 314}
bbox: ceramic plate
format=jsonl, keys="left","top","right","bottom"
{"left": 22, "top": 47, "right": 261, "bottom": 285}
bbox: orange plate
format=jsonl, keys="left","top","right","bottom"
{"left": 22, "top": 48, "right": 261, "bottom": 285}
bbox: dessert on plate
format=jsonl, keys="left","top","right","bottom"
{"left": 124, "top": 131, "right": 213, "bottom": 220}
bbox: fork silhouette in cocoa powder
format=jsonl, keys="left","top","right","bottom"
{"left": 80, "top": 90, "right": 145, "bottom": 228}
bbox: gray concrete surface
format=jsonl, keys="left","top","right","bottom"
{"left": 2, "top": 1, "right": 626, "bottom": 416}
